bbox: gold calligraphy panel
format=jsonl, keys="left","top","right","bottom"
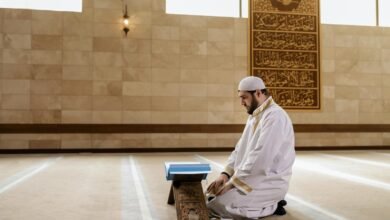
{"left": 250, "top": 0, "right": 320, "bottom": 109}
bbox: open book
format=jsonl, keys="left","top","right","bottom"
{"left": 164, "top": 162, "right": 211, "bottom": 181}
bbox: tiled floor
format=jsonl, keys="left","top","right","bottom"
{"left": 0, "top": 151, "right": 389, "bottom": 220}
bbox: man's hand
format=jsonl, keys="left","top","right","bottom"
{"left": 214, "top": 173, "right": 229, "bottom": 191}
{"left": 206, "top": 173, "right": 229, "bottom": 194}
{"left": 216, "top": 183, "right": 234, "bottom": 196}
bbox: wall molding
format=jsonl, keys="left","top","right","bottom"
{"left": 0, "top": 124, "right": 389, "bottom": 134}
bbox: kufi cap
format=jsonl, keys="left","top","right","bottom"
{"left": 238, "top": 76, "right": 266, "bottom": 91}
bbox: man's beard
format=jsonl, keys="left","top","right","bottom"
{"left": 246, "top": 97, "right": 259, "bottom": 115}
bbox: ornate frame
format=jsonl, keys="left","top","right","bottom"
{"left": 249, "top": 0, "right": 321, "bottom": 109}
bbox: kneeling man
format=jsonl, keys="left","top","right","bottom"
{"left": 206, "top": 76, "right": 295, "bottom": 219}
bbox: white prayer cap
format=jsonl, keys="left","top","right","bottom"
{"left": 238, "top": 76, "right": 266, "bottom": 91}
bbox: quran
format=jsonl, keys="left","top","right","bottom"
{"left": 164, "top": 162, "right": 211, "bottom": 181}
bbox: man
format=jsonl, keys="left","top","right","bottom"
{"left": 206, "top": 76, "right": 295, "bottom": 219}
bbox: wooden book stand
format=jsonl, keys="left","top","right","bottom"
{"left": 167, "top": 174, "right": 209, "bottom": 220}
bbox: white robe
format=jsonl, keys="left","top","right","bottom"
{"left": 207, "top": 97, "right": 295, "bottom": 219}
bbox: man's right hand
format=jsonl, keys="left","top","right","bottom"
{"left": 215, "top": 173, "right": 229, "bottom": 190}
{"left": 207, "top": 174, "right": 229, "bottom": 193}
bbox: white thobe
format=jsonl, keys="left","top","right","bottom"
{"left": 207, "top": 97, "right": 295, "bottom": 219}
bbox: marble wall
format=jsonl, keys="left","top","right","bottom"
{"left": 0, "top": 0, "right": 389, "bottom": 149}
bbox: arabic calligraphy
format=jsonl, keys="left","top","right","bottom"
{"left": 254, "top": 69, "right": 317, "bottom": 87}
{"left": 269, "top": 88, "right": 318, "bottom": 108}
{"left": 254, "top": 50, "right": 317, "bottom": 69}
{"left": 253, "top": 13, "right": 316, "bottom": 32}
{"left": 254, "top": 31, "right": 317, "bottom": 50}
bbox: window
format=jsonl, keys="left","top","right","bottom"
{"left": 241, "top": 0, "right": 248, "bottom": 18}
{"left": 379, "top": 0, "right": 390, "bottom": 27}
{"left": 320, "top": 0, "right": 376, "bottom": 26}
{"left": 166, "top": 0, "right": 240, "bottom": 18}
{"left": 0, "top": 0, "right": 82, "bottom": 12}
{"left": 166, "top": 0, "right": 390, "bottom": 27}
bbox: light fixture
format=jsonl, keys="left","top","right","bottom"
{"left": 123, "top": 4, "right": 130, "bottom": 36}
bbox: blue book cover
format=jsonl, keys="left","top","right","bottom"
{"left": 164, "top": 162, "right": 211, "bottom": 180}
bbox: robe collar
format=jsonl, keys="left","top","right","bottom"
{"left": 251, "top": 96, "right": 273, "bottom": 118}
{"left": 249, "top": 96, "right": 273, "bottom": 135}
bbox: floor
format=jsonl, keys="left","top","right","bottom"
{"left": 0, "top": 151, "right": 389, "bottom": 220}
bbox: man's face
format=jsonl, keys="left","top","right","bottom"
{"left": 238, "top": 91, "right": 259, "bottom": 115}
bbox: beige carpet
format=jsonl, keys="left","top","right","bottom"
{"left": 0, "top": 151, "right": 389, "bottom": 220}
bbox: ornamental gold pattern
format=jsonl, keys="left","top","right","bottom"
{"left": 250, "top": 0, "right": 320, "bottom": 109}
{"left": 174, "top": 182, "right": 208, "bottom": 220}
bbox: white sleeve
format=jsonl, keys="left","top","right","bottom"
{"left": 223, "top": 137, "right": 242, "bottom": 176}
